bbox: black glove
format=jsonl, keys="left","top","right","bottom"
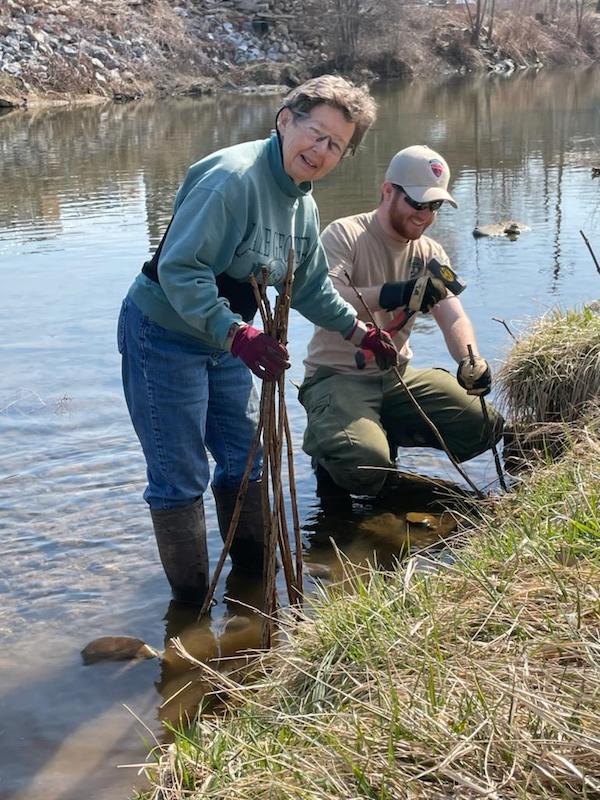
{"left": 457, "top": 356, "right": 492, "bottom": 396}
{"left": 379, "top": 275, "right": 447, "bottom": 313}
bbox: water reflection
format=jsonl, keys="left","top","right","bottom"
{"left": 1, "top": 66, "right": 600, "bottom": 799}
{"left": 157, "top": 588, "right": 264, "bottom": 730}
{"left": 155, "top": 487, "right": 460, "bottom": 730}
{"left": 0, "top": 95, "right": 281, "bottom": 253}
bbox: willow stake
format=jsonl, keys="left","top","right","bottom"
{"left": 467, "top": 344, "right": 507, "bottom": 492}
{"left": 199, "top": 252, "right": 303, "bottom": 626}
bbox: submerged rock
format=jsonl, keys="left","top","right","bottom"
{"left": 306, "top": 562, "right": 333, "bottom": 579}
{"left": 359, "top": 512, "right": 407, "bottom": 540}
{"left": 406, "top": 511, "right": 457, "bottom": 536}
{"left": 587, "top": 299, "right": 600, "bottom": 315}
{"left": 473, "top": 220, "right": 529, "bottom": 238}
{"left": 81, "top": 635, "right": 161, "bottom": 665}
{"left": 406, "top": 512, "right": 436, "bottom": 528}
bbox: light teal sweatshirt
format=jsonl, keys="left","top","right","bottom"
{"left": 127, "top": 133, "right": 357, "bottom": 348}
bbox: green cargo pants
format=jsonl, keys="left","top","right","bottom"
{"left": 298, "top": 365, "right": 504, "bottom": 496}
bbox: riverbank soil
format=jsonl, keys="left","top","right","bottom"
{"left": 1, "top": 0, "right": 599, "bottom": 108}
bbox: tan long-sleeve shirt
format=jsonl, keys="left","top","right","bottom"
{"left": 303, "top": 211, "right": 450, "bottom": 377}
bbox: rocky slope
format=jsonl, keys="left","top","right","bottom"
{"left": 1, "top": 0, "right": 599, "bottom": 108}
{"left": 0, "top": 0, "right": 318, "bottom": 106}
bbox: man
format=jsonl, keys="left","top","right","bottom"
{"left": 299, "top": 144, "right": 503, "bottom": 498}
{"left": 118, "top": 75, "right": 397, "bottom": 604}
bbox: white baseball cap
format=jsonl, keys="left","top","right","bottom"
{"left": 385, "top": 145, "right": 457, "bottom": 208}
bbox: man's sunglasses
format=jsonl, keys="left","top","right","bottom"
{"left": 393, "top": 184, "right": 444, "bottom": 212}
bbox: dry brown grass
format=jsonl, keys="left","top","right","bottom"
{"left": 3, "top": 3, "right": 600, "bottom": 99}
{"left": 498, "top": 306, "right": 600, "bottom": 426}
{"left": 138, "top": 430, "right": 600, "bottom": 799}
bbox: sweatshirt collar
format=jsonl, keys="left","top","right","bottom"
{"left": 267, "top": 132, "right": 313, "bottom": 199}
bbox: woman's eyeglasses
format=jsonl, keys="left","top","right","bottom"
{"left": 393, "top": 184, "right": 444, "bottom": 212}
{"left": 294, "top": 113, "right": 352, "bottom": 159}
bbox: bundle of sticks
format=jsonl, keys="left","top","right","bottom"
{"left": 199, "top": 250, "right": 303, "bottom": 648}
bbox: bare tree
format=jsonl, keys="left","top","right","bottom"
{"left": 488, "top": 0, "right": 496, "bottom": 41}
{"left": 334, "top": 0, "right": 361, "bottom": 63}
{"left": 572, "top": 0, "right": 596, "bottom": 37}
{"left": 303, "top": 0, "right": 397, "bottom": 68}
{"left": 463, "top": 0, "right": 489, "bottom": 44}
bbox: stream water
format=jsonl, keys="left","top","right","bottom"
{"left": 1, "top": 66, "right": 599, "bottom": 799}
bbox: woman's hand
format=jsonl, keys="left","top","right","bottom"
{"left": 230, "top": 325, "right": 290, "bottom": 381}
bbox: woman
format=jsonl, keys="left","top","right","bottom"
{"left": 118, "top": 75, "right": 396, "bottom": 604}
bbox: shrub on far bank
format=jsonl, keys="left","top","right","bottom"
{"left": 579, "top": 12, "right": 600, "bottom": 58}
{"left": 316, "top": 6, "right": 600, "bottom": 78}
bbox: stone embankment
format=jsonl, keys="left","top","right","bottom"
{"left": 1, "top": 0, "right": 599, "bottom": 108}
{"left": 0, "top": 0, "right": 316, "bottom": 107}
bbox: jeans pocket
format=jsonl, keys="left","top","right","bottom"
{"left": 117, "top": 300, "right": 128, "bottom": 354}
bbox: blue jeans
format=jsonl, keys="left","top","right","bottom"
{"left": 118, "top": 297, "right": 262, "bottom": 510}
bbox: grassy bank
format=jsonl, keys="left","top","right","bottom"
{"left": 139, "top": 422, "right": 600, "bottom": 798}
{"left": 137, "top": 308, "right": 600, "bottom": 798}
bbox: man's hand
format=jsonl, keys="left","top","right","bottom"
{"left": 457, "top": 356, "right": 492, "bottom": 396}
{"left": 230, "top": 324, "right": 290, "bottom": 381}
{"left": 379, "top": 275, "right": 448, "bottom": 313}
{"left": 358, "top": 324, "right": 397, "bottom": 370}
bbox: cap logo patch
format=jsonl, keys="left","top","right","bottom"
{"left": 430, "top": 159, "right": 444, "bottom": 180}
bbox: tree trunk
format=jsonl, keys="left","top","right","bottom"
{"left": 488, "top": 0, "right": 496, "bottom": 41}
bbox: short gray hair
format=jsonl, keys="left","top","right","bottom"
{"left": 279, "top": 75, "right": 377, "bottom": 155}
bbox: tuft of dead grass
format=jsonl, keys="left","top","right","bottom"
{"left": 498, "top": 306, "right": 600, "bottom": 426}
{"left": 139, "top": 425, "right": 600, "bottom": 799}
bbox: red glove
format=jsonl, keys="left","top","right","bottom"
{"left": 358, "top": 324, "right": 397, "bottom": 370}
{"left": 230, "top": 325, "right": 290, "bottom": 381}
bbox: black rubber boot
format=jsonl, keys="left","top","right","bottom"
{"left": 212, "top": 481, "right": 265, "bottom": 576}
{"left": 150, "top": 498, "right": 209, "bottom": 605}
{"left": 312, "top": 458, "right": 352, "bottom": 512}
{"left": 224, "top": 565, "right": 267, "bottom": 616}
